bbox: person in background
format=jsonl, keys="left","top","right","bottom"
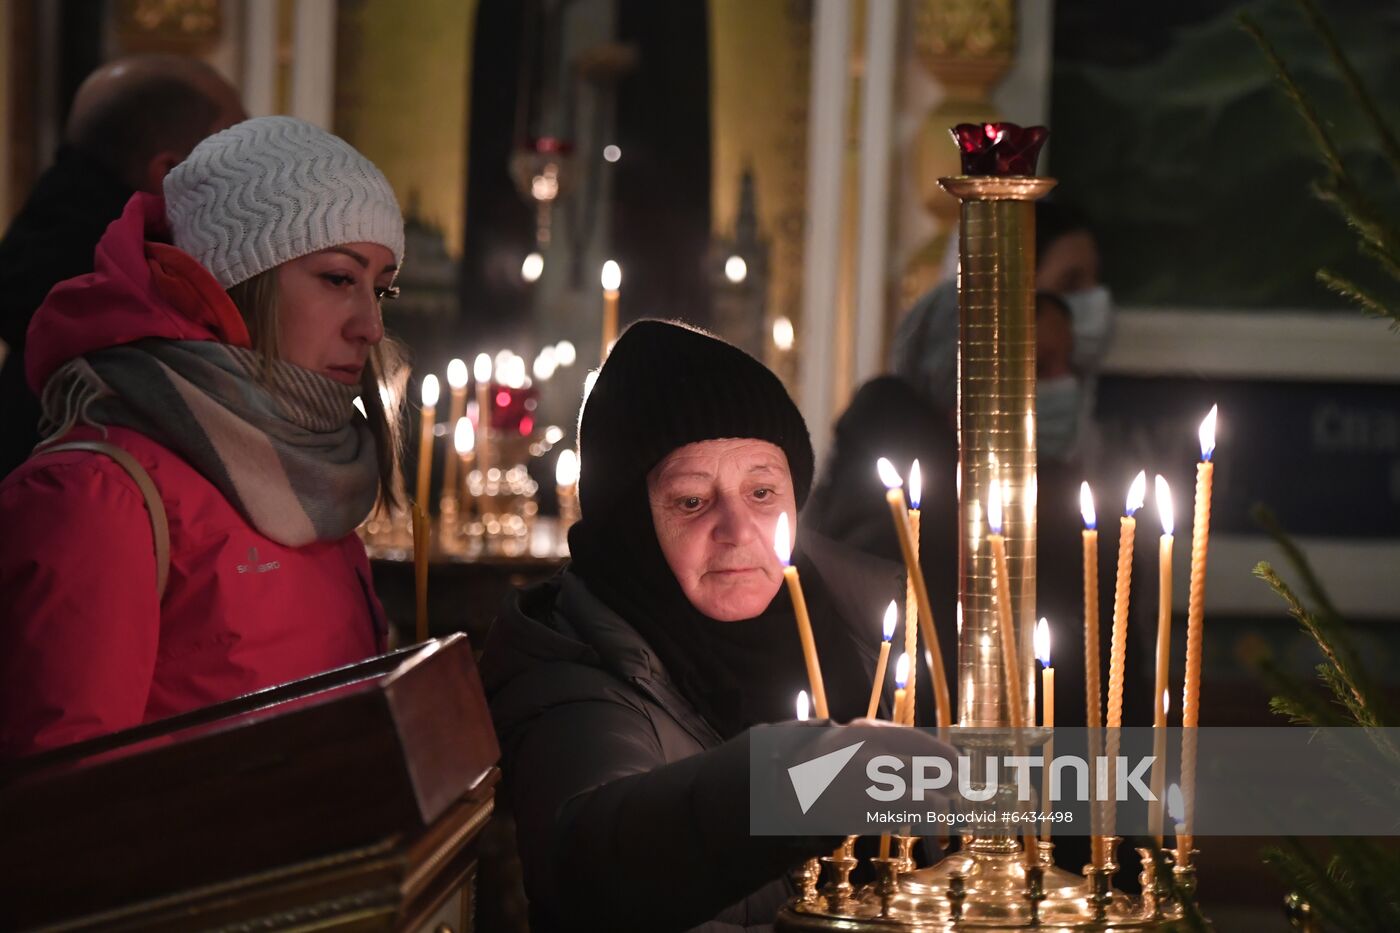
{"left": 0, "top": 54, "right": 246, "bottom": 479}
{"left": 481, "top": 320, "right": 958, "bottom": 932}
{"left": 0, "top": 117, "right": 405, "bottom": 759}
{"left": 810, "top": 200, "right": 1123, "bottom": 699}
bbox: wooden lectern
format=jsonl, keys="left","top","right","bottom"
{"left": 0, "top": 634, "right": 499, "bottom": 932}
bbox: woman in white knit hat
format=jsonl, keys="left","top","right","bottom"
{"left": 0, "top": 116, "right": 406, "bottom": 759}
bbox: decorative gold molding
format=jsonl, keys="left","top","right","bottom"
{"left": 900, "top": 0, "right": 1018, "bottom": 310}
{"left": 114, "top": 0, "right": 222, "bottom": 52}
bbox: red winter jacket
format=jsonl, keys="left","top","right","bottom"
{"left": 0, "top": 194, "right": 387, "bottom": 759}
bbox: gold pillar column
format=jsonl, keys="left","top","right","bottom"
{"left": 939, "top": 175, "right": 1052, "bottom": 729}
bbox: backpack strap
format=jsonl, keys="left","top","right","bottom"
{"left": 39, "top": 440, "right": 170, "bottom": 601}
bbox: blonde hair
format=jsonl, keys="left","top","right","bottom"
{"left": 227, "top": 269, "right": 405, "bottom": 512}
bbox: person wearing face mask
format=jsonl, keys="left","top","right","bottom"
{"left": 805, "top": 202, "right": 1123, "bottom": 714}
{"left": 0, "top": 117, "right": 404, "bottom": 759}
{"left": 480, "top": 320, "right": 959, "bottom": 933}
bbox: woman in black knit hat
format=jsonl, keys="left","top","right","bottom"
{"left": 480, "top": 320, "right": 956, "bottom": 933}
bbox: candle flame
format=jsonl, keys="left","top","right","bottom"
{"left": 1080, "top": 481, "right": 1097, "bottom": 529}
{"left": 473, "top": 352, "right": 492, "bottom": 383}
{"left": 988, "top": 479, "right": 1003, "bottom": 535}
{"left": 1126, "top": 470, "right": 1147, "bottom": 516}
{"left": 1167, "top": 783, "right": 1185, "bottom": 822}
{"left": 421, "top": 374, "right": 439, "bottom": 408}
{"left": 1200, "top": 404, "right": 1218, "bottom": 461}
{"left": 796, "top": 690, "right": 810, "bottom": 722}
{"left": 601, "top": 259, "right": 622, "bottom": 292}
{"left": 447, "top": 358, "right": 468, "bottom": 390}
{"left": 895, "top": 652, "right": 910, "bottom": 689}
{"left": 454, "top": 417, "right": 475, "bottom": 455}
{"left": 876, "top": 457, "right": 903, "bottom": 490}
{"left": 533, "top": 347, "right": 558, "bottom": 381}
{"left": 1035, "top": 617, "right": 1051, "bottom": 667}
{"left": 774, "top": 511, "right": 794, "bottom": 566}
{"left": 882, "top": 600, "right": 897, "bottom": 641}
{"left": 555, "top": 448, "right": 578, "bottom": 486}
{"left": 909, "top": 460, "right": 922, "bottom": 509}
{"left": 1156, "top": 474, "right": 1174, "bottom": 536}
{"left": 352, "top": 397, "right": 366, "bottom": 417}
{"left": 772, "top": 316, "right": 795, "bottom": 351}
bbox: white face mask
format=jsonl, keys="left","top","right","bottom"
{"left": 1063, "top": 285, "right": 1114, "bottom": 370}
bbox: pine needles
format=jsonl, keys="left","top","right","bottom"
{"left": 1239, "top": 0, "right": 1400, "bottom": 329}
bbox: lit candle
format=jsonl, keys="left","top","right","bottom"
{"left": 796, "top": 689, "right": 810, "bottom": 722}
{"left": 453, "top": 417, "right": 475, "bottom": 516}
{"left": 891, "top": 652, "right": 910, "bottom": 726}
{"left": 1180, "top": 405, "right": 1217, "bottom": 868}
{"left": 876, "top": 458, "right": 952, "bottom": 728}
{"left": 1151, "top": 689, "right": 1170, "bottom": 847}
{"left": 1167, "top": 782, "right": 1186, "bottom": 845}
{"left": 412, "top": 503, "right": 430, "bottom": 643}
{"left": 441, "top": 359, "right": 469, "bottom": 509}
{"left": 1105, "top": 470, "right": 1146, "bottom": 856}
{"left": 904, "top": 460, "right": 921, "bottom": 724}
{"left": 473, "top": 353, "right": 493, "bottom": 479}
{"left": 1150, "top": 476, "right": 1174, "bottom": 846}
{"left": 415, "top": 375, "right": 439, "bottom": 510}
{"left": 1081, "top": 482, "right": 1102, "bottom": 730}
{"left": 775, "top": 511, "right": 828, "bottom": 719}
{"left": 866, "top": 601, "right": 898, "bottom": 718}
{"left": 1036, "top": 618, "right": 1054, "bottom": 842}
{"left": 987, "top": 480, "right": 1026, "bottom": 729}
{"left": 882, "top": 653, "right": 911, "bottom": 861}
{"left": 1107, "top": 471, "right": 1147, "bottom": 732}
{"left": 1154, "top": 476, "right": 1175, "bottom": 728}
{"left": 600, "top": 260, "right": 621, "bottom": 361}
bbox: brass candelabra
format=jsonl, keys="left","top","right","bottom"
{"left": 777, "top": 126, "right": 1207, "bottom": 931}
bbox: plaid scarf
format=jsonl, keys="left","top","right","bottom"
{"left": 40, "top": 339, "right": 379, "bottom": 546}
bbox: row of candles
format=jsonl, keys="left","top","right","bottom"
{"left": 781, "top": 405, "right": 1218, "bottom": 870}
{"left": 410, "top": 254, "right": 627, "bottom": 515}
{"left": 398, "top": 262, "right": 623, "bottom": 643}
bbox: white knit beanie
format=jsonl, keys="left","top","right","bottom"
{"left": 163, "top": 116, "right": 405, "bottom": 289}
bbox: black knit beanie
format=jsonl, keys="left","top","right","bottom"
{"left": 576, "top": 319, "right": 814, "bottom": 522}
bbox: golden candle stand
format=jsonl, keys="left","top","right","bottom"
{"left": 778, "top": 127, "right": 1208, "bottom": 930}
{"left": 780, "top": 736, "right": 1200, "bottom": 930}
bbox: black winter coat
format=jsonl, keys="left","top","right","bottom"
{"left": 0, "top": 147, "right": 132, "bottom": 478}
{"left": 480, "top": 532, "right": 919, "bottom": 932}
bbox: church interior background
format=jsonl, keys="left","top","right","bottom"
{"left": 1, "top": 1, "right": 1398, "bottom": 930}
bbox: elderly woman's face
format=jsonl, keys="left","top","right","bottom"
{"left": 647, "top": 438, "right": 795, "bottom": 621}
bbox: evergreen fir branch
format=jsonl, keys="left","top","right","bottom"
{"left": 1335, "top": 837, "right": 1400, "bottom": 925}
{"left": 1238, "top": 13, "right": 1346, "bottom": 175}
{"left": 1312, "top": 176, "right": 1400, "bottom": 275}
{"left": 1263, "top": 839, "right": 1370, "bottom": 931}
{"left": 1253, "top": 562, "right": 1388, "bottom": 727}
{"left": 1356, "top": 241, "right": 1400, "bottom": 290}
{"left": 1297, "top": 0, "right": 1400, "bottom": 175}
{"left": 1252, "top": 506, "right": 1342, "bottom": 621}
{"left": 1317, "top": 662, "right": 1379, "bottom": 728}
{"left": 1257, "top": 654, "right": 1347, "bottom": 726}
{"left": 1317, "top": 270, "right": 1400, "bottom": 328}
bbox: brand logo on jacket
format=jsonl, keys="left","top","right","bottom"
{"left": 236, "top": 546, "right": 281, "bottom": 574}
